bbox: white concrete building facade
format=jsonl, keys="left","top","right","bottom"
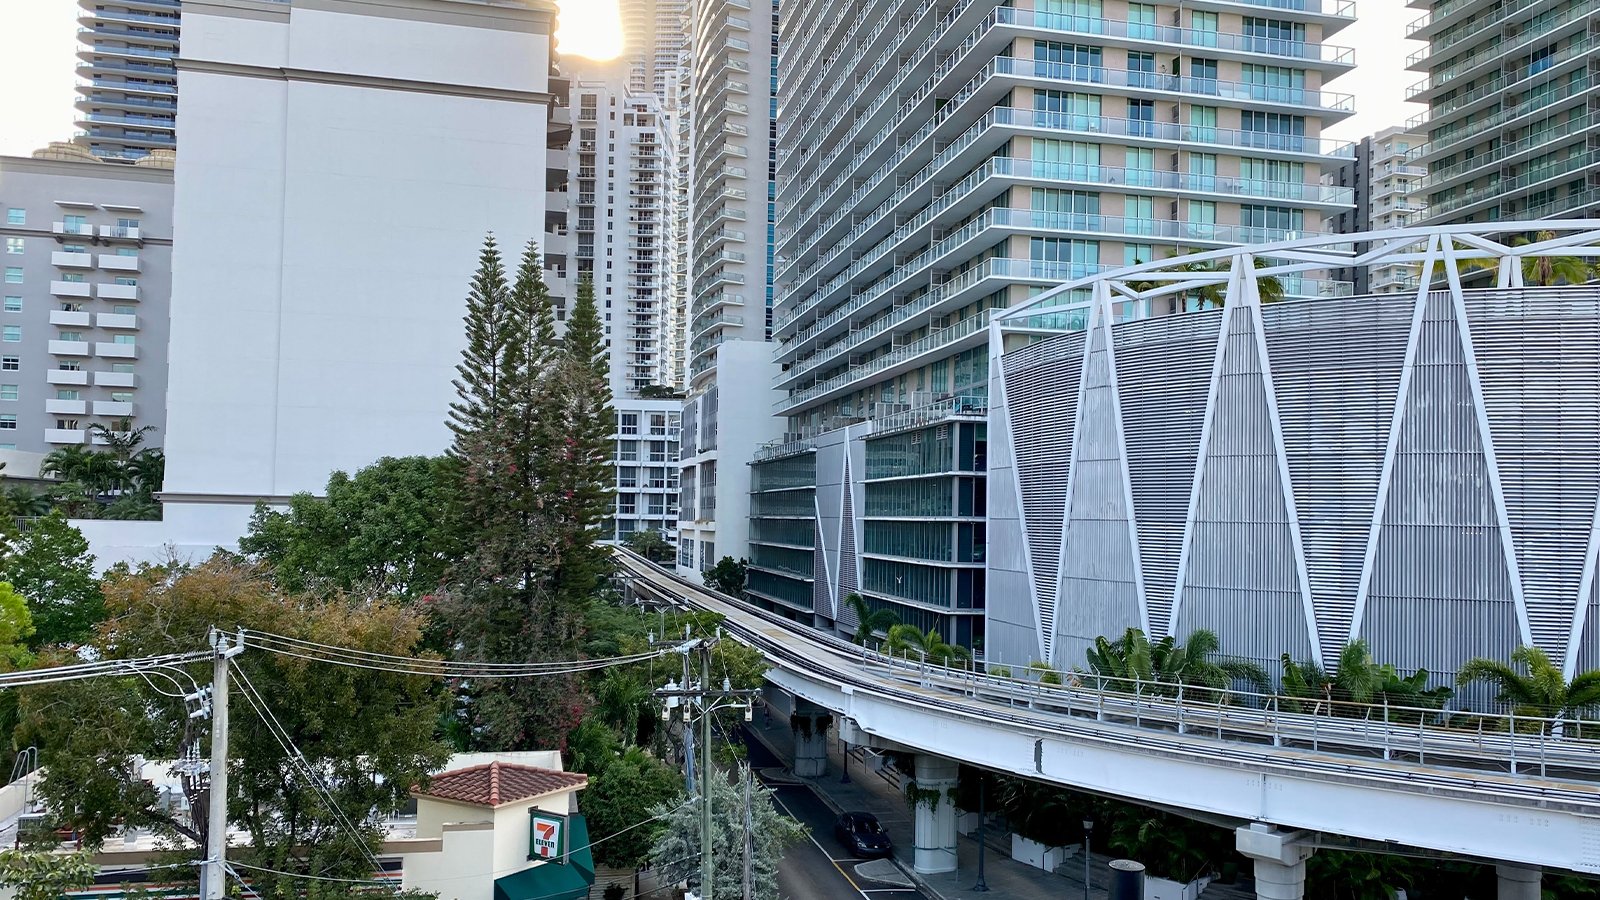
{"left": 80, "top": 0, "right": 558, "bottom": 562}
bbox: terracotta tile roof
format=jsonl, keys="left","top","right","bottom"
{"left": 416, "top": 761, "right": 588, "bottom": 808}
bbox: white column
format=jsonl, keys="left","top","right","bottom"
{"left": 791, "top": 713, "right": 829, "bottom": 778}
{"left": 912, "top": 754, "right": 958, "bottom": 875}
{"left": 1236, "top": 825, "right": 1314, "bottom": 900}
{"left": 1496, "top": 864, "right": 1541, "bottom": 900}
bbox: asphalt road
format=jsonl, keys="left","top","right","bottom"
{"left": 744, "top": 729, "right": 931, "bottom": 900}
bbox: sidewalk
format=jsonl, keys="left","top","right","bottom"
{"left": 746, "top": 715, "right": 1111, "bottom": 900}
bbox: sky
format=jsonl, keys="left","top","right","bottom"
{"left": 0, "top": 0, "right": 1415, "bottom": 158}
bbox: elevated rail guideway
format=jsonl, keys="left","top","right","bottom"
{"left": 614, "top": 549, "right": 1600, "bottom": 893}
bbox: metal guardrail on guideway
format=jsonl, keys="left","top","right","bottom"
{"left": 614, "top": 548, "right": 1600, "bottom": 793}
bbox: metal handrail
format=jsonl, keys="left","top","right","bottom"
{"left": 614, "top": 548, "right": 1600, "bottom": 784}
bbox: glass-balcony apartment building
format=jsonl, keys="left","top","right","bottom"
{"left": 75, "top": 0, "right": 181, "bottom": 162}
{"left": 748, "top": 0, "right": 1358, "bottom": 651}
{"left": 1408, "top": 0, "right": 1600, "bottom": 223}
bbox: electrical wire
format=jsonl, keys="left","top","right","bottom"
{"left": 0, "top": 651, "right": 212, "bottom": 689}
{"left": 240, "top": 629, "right": 682, "bottom": 678}
{"left": 226, "top": 859, "right": 388, "bottom": 885}
{"left": 228, "top": 661, "right": 392, "bottom": 889}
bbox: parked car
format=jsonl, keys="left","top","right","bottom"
{"left": 834, "top": 811, "right": 893, "bottom": 858}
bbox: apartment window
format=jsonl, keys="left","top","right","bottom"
{"left": 111, "top": 391, "right": 133, "bottom": 403}
{"left": 116, "top": 247, "right": 138, "bottom": 257}
{"left": 1241, "top": 64, "right": 1306, "bottom": 103}
{"left": 1124, "top": 196, "right": 1156, "bottom": 234}
{"left": 1030, "top": 238, "right": 1098, "bottom": 278}
{"left": 1243, "top": 17, "right": 1305, "bottom": 54}
{"left": 114, "top": 277, "right": 137, "bottom": 286}
{"left": 4, "top": 209, "right": 22, "bottom": 226}
{"left": 113, "top": 334, "right": 136, "bottom": 346}
{"left": 1241, "top": 204, "right": 1303, "bottom": 236}
{"left": 63, "top": 244, "right": 87, "bottom": 254}
{"left": 1127, "top": 3, "right": 1156, "bottom": 39}
{"left": 112, "top": 363, "right": 134, "bottom": 374}
{"left": 1127, "top": 99, "right": 1155, "bottom": 137}
{"left": 4, "top": 268, "right": 20, "bottom": 284}
{"left": 0, "top": 357, "right": 16, "bottom": 371}
{"left": 1241, "top": 112, "right": 1306, "bottom": 151}
{"left": 60, "top": 273, "right": 86, "bottom": 283}
{"left": 59, "top": 361, "right": 81, "bottom": 371}
{"left": 1035, "top": 42, "right": 1102, "bottom": 82}
{"left": 1037, "top": 0, "right": 1102, "bottom": 32}
{"left": 1125, "top": 243, "right": 1155, "bottom": 267}
{"left": 117, "top": 218, "right": 140, "bottom": 230}
{"left": 113, "top": 305, "right": 136, "bottom": 316}
{"left": 64, "top": 214, "right": 87, "bottom": 231}
{"left": 56, "top": 389, "right": 80, "bottom": 401}
{"left": 1189, "top": 58, "right": 1219, "bottom": 95}
{"left": 0, "top": 415, "right": 15, "bottom": 430}
{"left": 3, "top": 297, "right": 19, "bottom": 312}
{"left": 0, "top": 385, "right": 16, "bottom": 401}
{"left": 1032, "top": 189, "right": 1100, "bottom": 216}
{"left": 4, "top": 238, "right": 22, "bottom": 255}
{"left": 1034, "top": 90, "right": 1100, "bottom": 129}
{"left": 1124, "top": 147, "right": 1156, "bottom": 186}
{"left": 620, "top": 412, "right": 639, "bottom": 434}
{"left": 2, "top": 327, "right": 18, "bottom": 343}
{"left": 1189, "top": 152, "right": 1218, "bottom": 192}
{"left": 1190, "top": 10, "right": 1218, "bottom": 45}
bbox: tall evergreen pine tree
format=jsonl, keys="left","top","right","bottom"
{"left": 549, "top": 276, "right": 616, "bottom": 605}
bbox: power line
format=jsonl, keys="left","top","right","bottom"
{"left": 240, "top": 629, "right": 685, "bottom": 678}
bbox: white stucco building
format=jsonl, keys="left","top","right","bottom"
{"left": 79, "top": 0, "right": 558, "bottom": 562}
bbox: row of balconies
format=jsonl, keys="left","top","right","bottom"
{"left": 48, "top": 340, "right": 138, "bottom": 359}
{"left": 49, "top": 281, "right": 141, "bottom": 301}
{"left": 45, "top": 399, "right": 136, "bottom": 416}
{"left": 48, "top": 310, "right": 139, "bottom": 329}
{"left": 46, "top": 368, "right": 137, "bottom": 387}
{"left": 51, "top": 222, "right": 142, "bottom": 241}
{"left": 52, "top": 251, "right": 141, "bottom": 271}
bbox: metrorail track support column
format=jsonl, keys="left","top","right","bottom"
{"left": 912, "top": 754, "right": 959, "bottom": 875}
{"left": 1237, "top": 824, "right": 1315, "bottom": 900}
{"left": 1496, "top": 864, "right": 1541, "bottom": 900}
{"left": 791, "top": 712, "right": 831, "bottom": 778}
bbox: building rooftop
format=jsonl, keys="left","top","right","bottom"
{"left": 415, "top": 761, "right": 587, "bottom": 808}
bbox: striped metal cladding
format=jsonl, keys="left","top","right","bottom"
{"left": 1001, "top": 331, "right": 1084, "bottom": 650}
{"left": 838, "top": 454, "right": 861, "bottom": 616}
{"left": 1055, "top": 321, "right": 1142, "bottom": 666}
{"left": 1263, "top": 294, "right": 1411, "bottom": 665}
{"left": 1114, "top": 312, "right": 1221, "bottom": 638}
{"left": 1175, "top": 306, "right": 1314, "bottom": 670}
{"left": 994, "top": 283, "right": 1600, "bottom": 682}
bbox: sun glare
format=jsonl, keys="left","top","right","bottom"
{"left": 556, "top": 0, "right": 625, "bottom": 61}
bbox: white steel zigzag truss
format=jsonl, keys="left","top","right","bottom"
{"left": 989, "top": 221, "right": 1600, "bottom": 681}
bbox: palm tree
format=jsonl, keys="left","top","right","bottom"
{"left": 1174, "top": 256, "right": 1286, "bottom": 309}
{"left": 2, "top": 487, "right": 51, "bottom": 518}
{"left": 40, "top": 445, "right": 94, "bottom": 483}
{"left": 844, "top": 593, "right": 898, "bottom": 646}
{"left": 88, "top": 418, "right": 154, "bottom": 462}
{"left": 1085, "top": 627, "right": 1158, "bottom": 688}
{"left": 126, "top": 448, "right": 165, "bottom": 494}
{"left": 1281, "top": 640, "right": 1452, "bottom": 717}
{"left": 1458, "top": 231, "right": 1592, "bottom": 286}
{"left": 1158, "top": 628, "right": 1270, "bottom": 695}
{"left": 884, "top": 624, "right": 970, "bottom": 667}
{"left": 594, "top": 671, "right": 652, "bottom": 746}
{"left": 1457, "top": 646, "right": 1600, "bottom": 724}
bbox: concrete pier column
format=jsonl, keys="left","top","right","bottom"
{"left": 1237, "top": 825, "right": 1314, "bottom": 900}
{"left": 911, "top": 754, "right": 959, "bottom": 875}
{"left": 1496, "top": 864, "right": 1541, "bottom": 900}
{"left": 791, "top": 712, "right": 831, "bottom": 777}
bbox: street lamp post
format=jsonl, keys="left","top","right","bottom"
{"left": 1083, "top": 818, "right": 1095, "bottom": 900}
{"left": 840, "top": 736, "right": 851, "bottom": 784}
{"left": 972, "top": 774, "right": 989, "bottom": 892}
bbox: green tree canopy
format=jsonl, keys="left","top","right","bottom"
{"left": 844, "top": 593, "right": 898, "bottom": 646}
{"left": 1457, "top": 645, "right": 1600, "bottom": 721}
{"left": 885, "top": 624, "right": 971, "bottom": 667}
{"left": 3, "top": 512, "right": 102, "bottom": 648}
{"left": 1085, "top": 628, "right": 1268, "bottom": 696}
{"left": 703, "top": 557, "right": 748, "bottom": 597}
{"left": 238, "top": 455, "right": 464, "bottom": 599}
{"left": 649, "top": 765, "right": 805, "bottom": 900}
{"left": 582, "top": 746, "right": 684, "bottom": 869}
{"left": 15, "top": 558, "right": 452, "bottom": 891}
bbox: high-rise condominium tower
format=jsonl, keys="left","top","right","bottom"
{"left": 1409, "top": 0, "right": 1600, "bottom": 223}
{"left": 675, "top": 0, "right": 786, "bottom": 578}
{"left": 75, "top": 0, "right": 181, "bottom": 162}
{"left": 752, "top": 0, "right": 1357, "bottom": 644}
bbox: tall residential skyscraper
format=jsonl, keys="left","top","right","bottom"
{"left": 1409, "top": 0, "right": 1600, "bottom": 223}
{"left": 0, "top": 146, "right": 173, "bottom": 455}
{"left": 74, "top": 0, "right": 181, "bottom": 162}
{"left": 1327, "top": 126, "right": 1428, "bottom": 294}
{"left": 752, "top": 0, "right": 1357, "bottom": 643}
{"left": 620, "top": 0, "right": 691, "bottom": 99}
{"left": 547, "top": 65, "right": 684, "bottom": 543}
{"left": 675, "top": 0, "right": 786, "bottom": 578}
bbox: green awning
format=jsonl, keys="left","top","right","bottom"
{"left": 494, "top": 814, "right": 596, "bottom": 900}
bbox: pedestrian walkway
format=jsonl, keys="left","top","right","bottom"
{"left": 746, "top": 714, "right": 1255, "bottom": 900}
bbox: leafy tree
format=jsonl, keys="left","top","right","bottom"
{"left": 885, "top": 624, "right": 971, "bottom": 667}
{"left": 0, "top": 582, "right": 34, "bottom": 664}
{"left": 639, "top": 384, "right": 685, "bottom": 400}
{"left": 0, "top": 850, "right": 96, "bottom": 900}
{"left": 1107, "top": 807, "right": 1232, "bottom": 883}
{"left": 625, "top": 528, "right": 673, "bottom": 564}
{"left": 844, "top": 593, "right": 897, "bottom": 646}
{"left": 648, "top": 765, "right": 805, "bottom": 900}
{"left": 15, "top": 558, "right": 452, "bottom": 891}
{"left": 1457, "top": 646, "right": 1600, "bottom": 724}
{"left": 594, "top": 670, "right": 653, "bottom": 748}
{"left": 239, "top": 456, "right": 464, "bottom": 599}
{"left": 582, "top": 746, "right": 684, "bottom": 869}
{"left": 3, "top": 486, "right": 51, "bottom": 518}
{"left": 704, "top": 556, "right": 748, "bottom": 596}
{"left": 995, "top": 777, "right": 1086, "bottom": 847}
{"left": 3, "top": 512, "right": 102, "bottom": 648}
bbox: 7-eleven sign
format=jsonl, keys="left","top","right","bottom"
{"left": 530, "top": 813, "right": 567, "bottom": 862}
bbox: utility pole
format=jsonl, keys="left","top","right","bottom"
{"left": 741, "top": 764, "right": 753, "bottom": 900}
{"left": 201, "top": 628, "right": 244, "bottom": 900}
{"left": 654, "top": 635, "right": 760, "bottom": 900}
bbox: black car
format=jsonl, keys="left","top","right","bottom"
{"left": 834, "top": 812, "right": 893, "bottom": 858}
